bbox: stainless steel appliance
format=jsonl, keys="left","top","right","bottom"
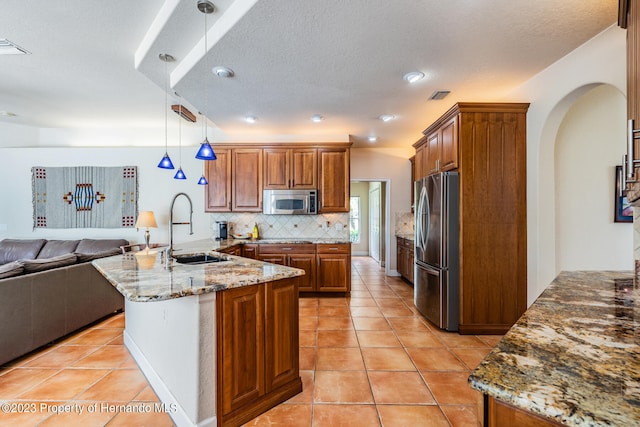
{"left": 263, "top": 189, "right": 317, "bottom": 215}
{"left": 414, "top": 172, "right": 460, "bottom": 331}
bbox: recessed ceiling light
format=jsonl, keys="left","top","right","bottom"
{"left": 0, "top": 39, "right": 30, "bottom": 55}
{"left": 311, "top": 114, "right": 323, "bottom": 123}
{"left": 245, "top": 116, "right": 257, "bottom": 124}
{"left": 379, "top": 114, "right": 395, "bottom": 122}
{"left": 368, "top": 136, "right": 378, "bottom": 142}
{"left": 212, "top": 66, "right": 234, "bottom": 78}
{"left": 403, "top": 71, "right": 425, "bottom": 83}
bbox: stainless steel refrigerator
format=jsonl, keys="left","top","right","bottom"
{"left": 414, "top": 172, "right": 460, "bottom": 331}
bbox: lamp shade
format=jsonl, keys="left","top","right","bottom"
{"left": 174, "top": 168, "right": 187, "bottom": 180}
{"left": 195, "top": 139, "right": 217, "bottom": 160}
{"left": 197, "top": 175, "right": 208, "bottom": 185}
{"left": 135, "top": 211, "right": 158, "bottom": 228}
{"left": 157, "top": 153, "right": 175, "bottom": 169}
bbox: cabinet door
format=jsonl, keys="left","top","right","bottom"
{"left": 218, "top": 245, "right": 242, "bottom": 256}
{"left": 396, "top": 238, "right": 407, "bottom": 278}
{"left": 243, "top": 244, "right": 258, "bottom": 259}
{"left": 205, "top": 148, "right": 232, "bottom": 212}
{"left": 407, "top": 249, "right": 415, "bottom": 284}
{"left": 318, "top": 148, "right": 350, "bottom": 212}
{"left": 263, "top": 148, "right": 290, "bottom": 190}
{"left": 317, "top": 254, "right": 351, "bottom": 292}
{"left": 265, "top": 279, "right": 299, "bottom": 392}
{"left": 232, "top": 148, "right": 263, "bottom": 212}
{"left": 258, "top": 254, "right": 287, "bottom": 265}
{"left": 291, "top": 149, "right": 317, "bottom": 189}
{"left": 415, "top": 144, "right": 426, "bottom": 180}
{"left": 288, "top": 253, "right": 316, "bottom": 292}
{"left": 425, "top": 131, "right": 440, "bottom": 174}
{"left": 439, "top": 115, "right": 458, "bottom": 171}
{"left": 218, "top": 285, "right": 265, "bottom": 415}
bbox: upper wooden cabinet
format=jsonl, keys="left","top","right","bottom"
{"left": 205, "top": 148, "right": 232, "bottom": 212}
{"left": 232, "top": 148, "right": 263, "bottom": 212}
{"left": 264, "top": 148, "right": 317, "bottom": 189}
{"left": 419, "top": 115, "right": 458, "bottom": 177}
{"left": 317, "top": 148, "right": 350, "bottom": 212}
{"left": 205, "top": 143, "right": 350, "bottom": 213}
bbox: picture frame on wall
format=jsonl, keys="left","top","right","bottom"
{"left": 615, "top": 165, "right": 633, "bottom": 223}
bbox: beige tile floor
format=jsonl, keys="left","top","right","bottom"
{"left": 0, "top": 256, "right": 500, "bottom": 426}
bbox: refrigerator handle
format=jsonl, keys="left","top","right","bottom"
{"left": 417, "top": 184, "right": 429, "bottom": 251}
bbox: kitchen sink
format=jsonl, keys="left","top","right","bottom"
{"left": 173, "top": 254, "right": 228, "bottom": 265}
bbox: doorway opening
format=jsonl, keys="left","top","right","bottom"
{"left": 350, "top": 180, "right": 389, "bottom": 271}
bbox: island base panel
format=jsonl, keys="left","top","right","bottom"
{"left": 487, "top": 396, "right": 565, "bottom": 427}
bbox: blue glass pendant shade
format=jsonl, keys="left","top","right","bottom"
{"left": 197, "top": 175, "right": 208, "bottom": 185}
{"left": 157, "top": 153, "right": 175, "bottom": 169}
{"left": 195, "top": 139, "right": 217, "bottom": 160}
{"left": 174, "top": 167, "right": 187, "bottom": 180}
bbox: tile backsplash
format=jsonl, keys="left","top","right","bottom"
{"left": 209, "top": 213, "right": 350, "bottom": 240}
{"left": 395, "top": 211, "right": 414, "bottom": 236}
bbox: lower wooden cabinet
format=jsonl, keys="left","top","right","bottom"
{"left": 487, "top": 396, "right": 564, "bottom": 427}
{"left": 217, "top": 244, "right": 242, "bottom": 256}
{"left": 258, "top": 244, "right": 317, "bottom": 292}
{"left": 316, "top": 244, "right": 351, "bottom": 292}
{"left": 217, "top": 279, "right": 301, "bottom": 426}
{"left": 242, "top": 244, "right": 258, "bottom": 259}
{"left": 396, "top": 237, "right": 414, "bottom": 284}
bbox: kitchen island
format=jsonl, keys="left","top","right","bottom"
{"left": 469, "top": 271, "right": 639, "bottom": 427}
{"left": 92, "top": 240, "right": 304, "bottom": 427}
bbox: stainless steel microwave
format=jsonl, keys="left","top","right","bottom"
{"left": 263, "top": 189, "right": 318, "bottom": 215}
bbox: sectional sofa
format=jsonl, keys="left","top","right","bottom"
{"left": 0, "top": 238, "right": 128, "bottom": 365}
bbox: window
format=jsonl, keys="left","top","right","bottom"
{"left": 349, "top": 196, "right": 360, "bottom": 243}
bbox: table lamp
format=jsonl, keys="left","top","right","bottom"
{"left": 135, "top": 211, "right": 158, "bottom": 250}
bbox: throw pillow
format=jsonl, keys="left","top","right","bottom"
{"left": 22, "top": 253, "right": 78, "bottom": 273}
{"left": 0, "top": 261, "right": 24, "bottom": 279}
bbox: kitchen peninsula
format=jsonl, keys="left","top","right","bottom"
{"left": 92, "top": 240, "right": 305, "bottom": 427}
{"left": 469, "top": 271, "right": 639, "bottom": 427}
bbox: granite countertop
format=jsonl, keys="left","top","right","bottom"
{"left": 92, "top": 240, "right": 305, "bottom": 303}
{"left": 214, "top": 237, "right": 351, "bottom": 246}
{"left": 395, "top": 233, "right": 415, "bottom": 241}
{"left": 469, "top": 271, "right": 639, "bottom": 427}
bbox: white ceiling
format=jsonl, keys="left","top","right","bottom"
{"left": 0, "top": 0, "right": 618, "bottom": 149}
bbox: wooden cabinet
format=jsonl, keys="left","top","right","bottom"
{"left": 414, "top": 137, "right": 427, "bottom": 179}
{"left": 242, "top": 244, "right": 258, "bottom": 259}
{"left": 204, "top": 147, "right": 262, "bottom": 213}
{"left": 422, "top": 115, "right": 458, "bottom": 175}
{"left": 619, "top": 0, "right": 640, "bottom": 201}
{"left": 487, "top": 396, "right": 564, "bottom": 427}
{"left": 409, "top": 155, "right": 416, "bottom": 212}
{"left": 258, "top": 244, "right": 317, "bottom": 294}
{"left": 316, "top": 243, "right": 351, "bottom": 292}
{"left": 396, "top": 236, "right": 414, "bottom": 284}
{"left": 232, "top": 148, "right": 263, "bottom": 212}
{"left": 414, "top": 103, "right": 529, "bottom": 335}
{"left": 264, "top": 148, "right": 317, "bottom": 189}
{"left": 218, "top": 244, "right": 242, "bottom": 256}
{"left": 217, "top": 279, "right": 301, "bottom": 427}
{"left": 318, "top": 148, "right": 350, "bottom": 212}
{"left": 205, "top": 148, "right": 232, "bottom": 212}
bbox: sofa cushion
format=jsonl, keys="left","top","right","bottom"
{"left": 36, "top": 240, "right": 80, "bottom": 259}
{"left": 0, "top": 239, "right": 47, "bottom": 264}
{"left": 0, "top": 261, "right": 24, "bottom": 279}
{"left": 75, "top": 239, "right": 128, "bottom": 263}
{"left": 22, "top": 253, "right": 78, "bottom": 273}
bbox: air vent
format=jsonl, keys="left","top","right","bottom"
{"left": 171, "top": 105, "right": 197, "bottom": 123}
{"left": 429, "top": 90, "right": 450, "bottom": 100}
{"left": 0, "top": 39, "right": 30, "bottom": 55}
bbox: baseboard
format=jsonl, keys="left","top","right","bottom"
{"left": 352, "top": 251, "right": 369, "bottom": 256}
{"left": 124, "top": 331, "right": 217, "bottom": 427}
{"left": 389, "top": 270, "right": 401, "bottom": 277}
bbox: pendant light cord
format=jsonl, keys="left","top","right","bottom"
{"left": 203, "top": 10, "right": 208, "bottom": 143}
{"left": 164, "top": 56, "right": 168, "bottom": 152}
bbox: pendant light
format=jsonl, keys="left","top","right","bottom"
{"left": 197, "top": 112, "right": 209, "bottom": 185}
{"left": 173, "top": 105, "right": 187, "bottom": 180}
{"left": 157, "top": 54, "right": 175, "bottom": 169}
{"left": 195, "top": 0, "right": 217, "bottom": 161}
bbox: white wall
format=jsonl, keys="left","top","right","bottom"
{"left": 505, "top": 24, "right": 628, "bottom": 302}
{"left": 555, "top": 85, "right": 632, "bottom": 271}
{"left": 350, "top": 147, "right": 413, "bottom": 274}
{"left": 0, "top": 147, "right": 211, "bottom": 246}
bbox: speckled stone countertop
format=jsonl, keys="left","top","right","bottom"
{"left": 395, "top": 233, "right": 415, "bottom": 241}
{"left": 215, "top": 237, "right": 351, "bottom": 246}
{"left": 469, "top": 271, "right": 639, "bottom": 426}
{"left": 92, "top": 239, "right": 305, "bottom": 303}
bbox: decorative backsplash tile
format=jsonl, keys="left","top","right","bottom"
{"left": 395, "top": 211, "right": 414, "bottom": 236}
{"left": 209, "top": 213, "right": 350, "bottom": 240}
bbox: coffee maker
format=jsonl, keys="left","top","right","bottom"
{"left": 215, "top": 221, "right": 228, "bottom": 240}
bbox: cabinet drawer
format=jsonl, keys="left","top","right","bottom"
{"left": 259, "top": 244, "right": 316, "bottom": 254}
{"left": 317, "top": 243, "right": 350, "bottom": 254}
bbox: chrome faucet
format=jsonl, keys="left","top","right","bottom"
{"left": 169, "top": 192, "right": 194, "bottom": 257}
